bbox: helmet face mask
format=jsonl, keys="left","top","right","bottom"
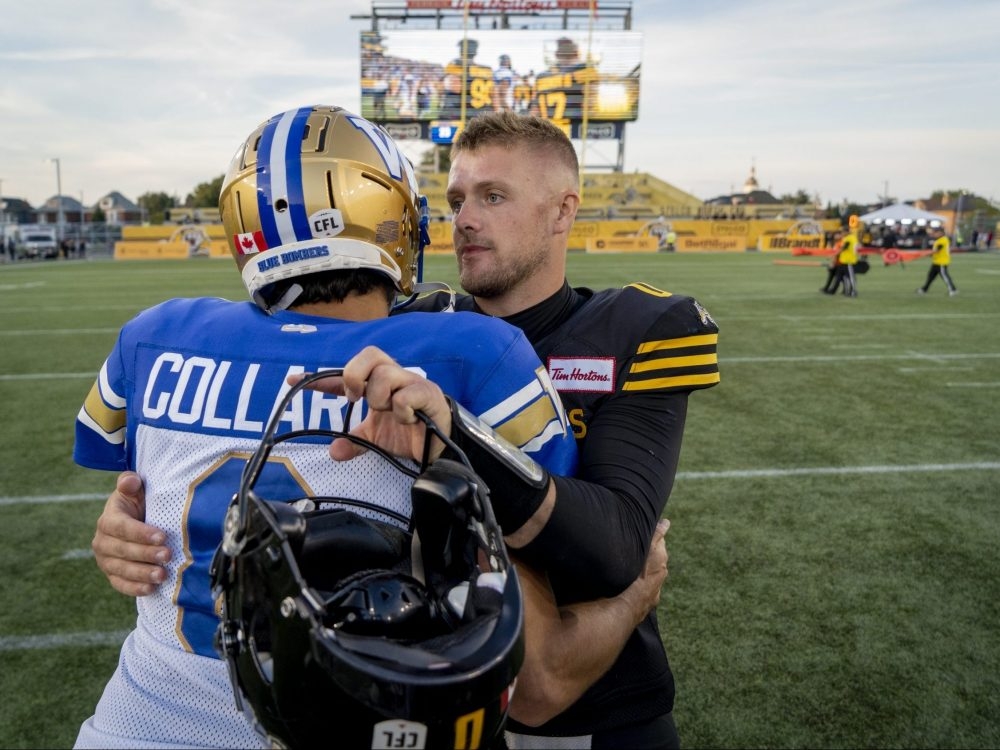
{"left": 220, "top": 106, "right": 430, "bottom": 311}
{"left": 211, "top": 372, "right": 523, "bottom": 749}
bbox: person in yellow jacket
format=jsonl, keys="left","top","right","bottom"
{"left": 828, "top": 228, "right": 859, "bottom": 297}
{"left": 917, "top": 226, "right": 958, "bottom": 296}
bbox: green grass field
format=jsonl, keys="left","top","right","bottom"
{"left": 1, "top": 251, "right": 998, "bottom": 748}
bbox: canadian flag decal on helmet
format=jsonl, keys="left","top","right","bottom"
{"left": 234, "top": 231, "right": 267, "bottom": 255}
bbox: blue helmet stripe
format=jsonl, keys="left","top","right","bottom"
{"left": 255, "top": 114, "right": 280, "bottom": 248}
{"left": 256, "top": 107, "right": 313, "bottom": 249}
{"left": 283, "top": 109, "right": 311, "bottom": 241}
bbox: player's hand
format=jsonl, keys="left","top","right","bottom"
{"left": 290, "top": 346, "right": 452, "bottom": 463}
{"left": 92, "top": 471, "right": 170, "bottom": 597}
{"left": 622, "top": 519, "right": 670, "bottom": 622}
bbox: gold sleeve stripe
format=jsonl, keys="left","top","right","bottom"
{"left": 630, "top": 353, "right": 717, "bottom": 373}
{"left": 637, "top": 333, "right": 718, "bottom": 353}
{"left": 83, "top": 381, "right": 127, "bottom": 434}
{"left": 494, "top": 396, "right": 559, "bottom": 448}
{"left": 623, "top": 372, "right": 721, "bottom": 391}
{"left": 626, "top": 282, "right": 673, "bottom": 298}
{"left": 479, "top": 378, "right": 544, "bottom": 426}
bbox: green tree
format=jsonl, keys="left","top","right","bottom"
{"left": 185, "top": 176, "right": 225, "bottom": 208}
{"left": 137, "top": 191, "right": 177, "bottom": 225}
{"left": 779, "top": 189, "right": 814, "bottom": 205}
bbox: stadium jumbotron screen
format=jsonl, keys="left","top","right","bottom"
{"left": 360, "top": 29, "right": 642, "bottom": 140}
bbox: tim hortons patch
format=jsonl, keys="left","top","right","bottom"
{"left": 547, "top": 357, "right": 615, "bottom": 393}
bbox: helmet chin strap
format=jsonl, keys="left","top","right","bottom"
{"left": 256, "top": 283, "right": 303, "bottom": 314}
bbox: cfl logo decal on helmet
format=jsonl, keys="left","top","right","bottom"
{"left": 310, "top": 208, "right": 344, "bottom": 238}
{"left": 371, "top": 719, "right": 428, "bottom": 749}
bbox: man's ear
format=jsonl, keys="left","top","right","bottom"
{"left": 554, "top": 190, "right": 581, "bottom": 231}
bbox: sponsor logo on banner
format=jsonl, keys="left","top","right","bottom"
{"left": 759, "top": 234, "right": 825, "bottom": 251}
{"left": 548, "top": 357, "right": 615, "bottom": 393}
{"left": 585, "top": 236, "right": 659, "bottom": 253}
{"left": 234, "top": 231, "right": 267, "bottom": 255}
{"left": 676, "top": 236, "right": 745, "bottom": 251}
{"left": 383, "top": 123, "right": 423, "bottom": 140}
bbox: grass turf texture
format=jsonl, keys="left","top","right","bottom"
{"left": 1, "top": 251, "right": 998, "bottom": 748}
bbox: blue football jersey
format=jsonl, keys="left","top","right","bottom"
{"left": 73, "top": 297, "right": 575, "bottom": 749}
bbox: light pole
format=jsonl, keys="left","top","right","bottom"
{"left": 50, "top": 158, "right": 63, "bottom": 246}
{"left": 954, "top": 191, "right": 965, "bottom": 247}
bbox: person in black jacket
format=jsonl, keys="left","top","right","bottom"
{"left": 403, "top": 111, "right": 720, "bottom": 749}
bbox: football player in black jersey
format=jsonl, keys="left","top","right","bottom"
{"left": 395, "top": 111, "right": 719, "bottom": 748}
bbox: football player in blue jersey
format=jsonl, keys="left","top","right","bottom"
{"left": 77, "top": 105, "right": 668, "bottom": 749}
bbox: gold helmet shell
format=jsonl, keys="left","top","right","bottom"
{"left": 220, "top": 105, "right": 429, "bottom": 310}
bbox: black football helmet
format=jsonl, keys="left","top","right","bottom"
{"left": 210, "top": 371, "right": 523, "bottom": 750}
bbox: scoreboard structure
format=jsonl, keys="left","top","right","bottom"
{"left": 352, "top": 0, "right": 639, "bottom": 170}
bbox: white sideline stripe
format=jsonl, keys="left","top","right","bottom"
{"left": 0, "top": 492, "right": 106, "bottom": 507}
{"left": 733, "top": 313, "right": 998, "bottom": 321}
{"left": 0, "top": 630, "right": 130, "bottom": 652}
{"left": 61, "top": 548, "right": 95, "bottom": 560}
{"left": 676, "top": 462, "right": 1000, "bottom": 480}
{"left": 724, "top": 352, "right": 1000, "bottom": 364}
{"left": 0, "top": 373, "right": 95, "bottom": 381}
{"left": 7, "top": 462, "right": 1000, "bottom": 507}
{"left": 0, "top": 328, "right": 118, "bottom": 336}
{"left": 5, "top": 461, "right": 1000, "bottom": 653}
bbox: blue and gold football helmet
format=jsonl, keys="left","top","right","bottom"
{"left": 219, "top": 105, "right": 430, "bottom": 311}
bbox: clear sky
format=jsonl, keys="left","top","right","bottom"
{"left": 2, "top": 0, "right": 997, "bottom": 209}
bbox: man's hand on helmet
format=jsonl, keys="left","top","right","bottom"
{"left": 290, "top": 346, "right": 452, "bottom": 463}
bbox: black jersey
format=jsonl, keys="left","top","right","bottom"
{"left": 396, "top": 281, "right": 720, "bottom": 735}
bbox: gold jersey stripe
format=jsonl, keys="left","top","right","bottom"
{"left": 495, "top": 396, "right": 560, "bottom": 448}
{"left": 637, "top": 333, "right": 718, "bottom": 354}
{"left": 622, "top": 372, "right": 721, "bottom": 391}
{"left": 83, "top": 381, "right": 126, "bottom": 435}
{"left": 630, "top": 353, "right": 718, "bottom": 373}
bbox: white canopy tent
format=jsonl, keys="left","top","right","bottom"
{"left": 858, "top": 204, "right": 945, "bottom": 226}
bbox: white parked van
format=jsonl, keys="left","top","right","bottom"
{"left": 14, "top": 226, "right": 59, "bottom": 259}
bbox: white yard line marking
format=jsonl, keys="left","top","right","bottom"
{"left": 61, "top": 549, "right": 95, "bottom": 560}
{"left": 6, "top": 462, "right": 1000, "bottom": 508}
{"left": 898, "top": 366, "right": 974, "bottom": 373}
{"left": 676, "top": 462, "right": 1000, "bottom": 480}
{"left": 0, "top": 630, "right": 130, "bottom": 652}
{"left": 0, "top": 328, "right": 117, "bottom": 336}
{"left": 0, "top": 304, "right": 138, "bottom": 314}
{"left": 0, "top": 493, "right": 106, "bottom": 507}
{"left": 4, "top": 461, "right": 999, "bottom": 652}
{"left": 945, "top": 382, "right": 1000, "bottom": 388}
{"left": 754, "top": 313, "right": 998, "bottom": 322}
{"left": 723, "top": 352, "right": 1000, "bottom": 364}
{"left": 0, "top": 373, "right": 95, "bottom": 381}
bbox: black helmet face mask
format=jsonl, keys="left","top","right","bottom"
{"left": 211, "top": 371, "right": 523, "bottom": 750}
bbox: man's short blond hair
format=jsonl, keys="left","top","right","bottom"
{"left": 452, "top": 112, "right": 579, "bottom": 186}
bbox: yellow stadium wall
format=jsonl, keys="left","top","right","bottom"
{"left": 112, "top": 217, "right": 840, "bottom": 260}
{"left": 114, "top": 240, "right": 230, "bottom": 260}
